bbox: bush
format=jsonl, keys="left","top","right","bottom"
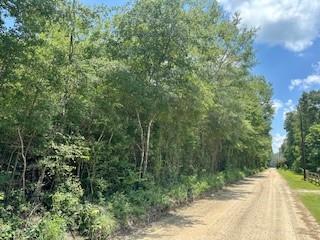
{"left": 0, "top": 195, "right": 27, "bottom": 240}
{"left": 224, "top": 169, "right": 245, "bottom": 183}
{"left": 80, "top": 204, "right": 117, "bottom": 240}
{"left": 38, "top": 214, "right": 67, "bottom": 240}
{"left": 128, "top": 186, "right": 170, "bottom": 210}
{"left": 4, "top": 168, "right": 260, "bottom": 239}
{"left": 107, "top": 187, "right": 171, "bottom": 227}
{"left": 0, "top": 219, "right": 14, "bottom": 240}
{"left": 51, "top": 178, "right": 83, "bottom": 228}
{"left": 191, "top": 180, "right": 210, "bottom": 198}
{"left": 107, "top": 192, "right": 133, "bottom": 225}
{"left": 90, "top": 212, "right": 117, "bottom": 239}
{"left": 167, "top": 185, "right": 188, "bottom": 206}
{"left": 214, "top": 173, "right": 226, "bottom": 189}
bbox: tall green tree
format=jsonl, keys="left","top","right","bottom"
{"left": 0, "top": 0, "right": 274, "bottom": 238}
{"left": 282, "top": 90, "right": 320, "bottom": 171}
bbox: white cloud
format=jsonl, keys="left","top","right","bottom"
{"left": 282, "top": 99, "right": 296, "bottom": 120}
{"left": 271, "top": 99, "right": 295, "bottom": 119}
{"left": 272, "top": 133, "right": 286, "bottom": 153}
{"left": 289, "top": 74, "right": 320, "bottom": 90}
{"left": 272, "top": 99, "right": 283, "bottom": 115}
{"left": 289, "top": 60, "right": 320, "bottom": 90}
{"left": 218, "top": 0, "right": 320, "bottom": 52}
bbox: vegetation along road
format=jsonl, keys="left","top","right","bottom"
{"left": 1, "top": 1, "right": 320, "bottom": 239}
{"left": 121, "top": 169, "right": 320, "bottom": 240}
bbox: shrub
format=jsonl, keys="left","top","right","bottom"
{"left": 128, "top": 186, "right": 169, "bottom": 210}
{"left": 108, "top": 192, "right": 133, "bottom": 225}
{"left": 0, "top": 220, "right": 14, "bottom": 240}
{"left": 80, "top": 204, "right": 117, "bottom": 239}
{"left": 51, "top": 178, "right": 83, "bottom": 228}
{"left": 38, "top": 214, "right": 67, "bottom": 240}
{"left": 191, "top": 180, "right": 210, "bottom": 198}
{"left": 90, "top": 212, "right": 117, "bottom": 239}
{"left": 224, "top": 169, "right": 245, "bottom": 183}
{"left": 167, "top": 185, "right": 188, "bottom": 206}
{"left": 215, "top": 173, "right": 226, "bottom": 189}
{"left": 0, "top": 196, "right": 26, "bottom": 240}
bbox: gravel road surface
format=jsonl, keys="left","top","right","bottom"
{"left": 120, "top": 168, "right": 320, "bottom": 240}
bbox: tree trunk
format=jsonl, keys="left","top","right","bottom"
{"left": 18, "top": 128, "right": 27, "bottom": 198}
{"left": 137, "top": 112, "right": 145, "bottom": 178}
{"left": 68, "top": 0, "right": 76, "bottom": 63}
{"left": 143, "top": 118, "right": 154, "bottom": 177}
{"left": 211, "top": 140, "right": 221, "bottom": 172}
{"left": 6, "top": 148, "right": 17, "bottom": 172}
{"left": 34, "top": 166, "right": 46, "bottom": 201}
{"left": 90, "top": 128, "right": 106, "bottom": 197}
{"left": 211, "top": 147, "right": 218, "bottom": 172}
{"left": 137, "top": 111, "right": 155, "bottom": 178}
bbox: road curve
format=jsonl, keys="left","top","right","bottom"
{"left": 120, "top": 168, "right": 320, "bottom": 240}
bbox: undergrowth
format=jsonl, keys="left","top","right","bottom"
{"left": 0, "top": 167, "right": 261, "bottom": 239}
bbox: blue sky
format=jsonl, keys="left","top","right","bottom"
{"left": 254, "top": 41, "right": 320, "bottom": 152}
{"left": 81, "top": 0, "right": 320, "bottom": 152}
{"left": 81, "top": 0, "right": 320, "bottom": 153}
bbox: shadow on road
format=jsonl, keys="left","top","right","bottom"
{"left": 125, "top": 214, "right": 205, "bottom": 239}
{"left": 202, "top": 173, "right": 268, "bottom": 201}
{"left": 155, "top": 213, "right": 204, "bottom": 228}
{"left": 123, "top": 173, "right": 267, "bottom": 239}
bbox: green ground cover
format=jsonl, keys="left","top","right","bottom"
{"left": 278, "top": 169, "right": 320, "bottom": 223}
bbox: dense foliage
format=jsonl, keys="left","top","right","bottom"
{"left": 0, "top": 0, "right": 273, "bottom": 238}
{"left": 281, "top": 90, "right": 320, "bottom": 171}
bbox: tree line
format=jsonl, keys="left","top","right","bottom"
{"left": 281, "top": 90, "right": 320, "bottom": 172}
{"left": 0, "top": 0, "right": 273, "bottom": 239}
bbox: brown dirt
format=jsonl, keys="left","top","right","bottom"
{"left": 117, "top": 168, "right": 320, "bottom": 240}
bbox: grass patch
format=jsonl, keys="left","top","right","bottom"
{"left": 278, "top": 169, "right": 320, "bottom": 190}
{"left": 278, "top": 169, "right": 320, "bottom": 224}
{"left": 300, "top": 193, "right": 320, "bottom": 223}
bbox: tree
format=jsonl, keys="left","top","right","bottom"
{"left": 0, "top": 0, "right": 274, "bottom": 238}
{"left": 305, "top": 124, "right": 320, "bottom": 171}
{"left": 282, "top": 90, "right": 320, "bottom": 172}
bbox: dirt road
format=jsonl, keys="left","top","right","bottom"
{"left": 120, "top": 168, "right": 320, "bottom": 240}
